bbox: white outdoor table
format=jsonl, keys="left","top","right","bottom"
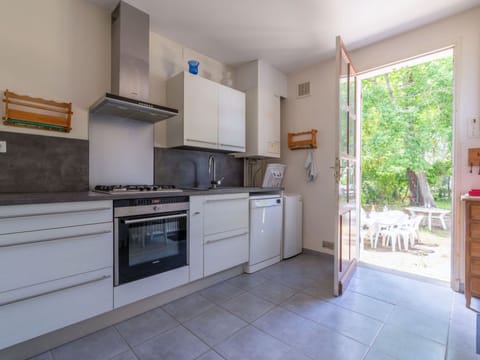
{"left": 405, "top": 206, "right": 450, "bottom": 231}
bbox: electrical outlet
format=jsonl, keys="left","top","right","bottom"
{"left": 322, "top": 241, "right": 334, "bottom": 250}
{"left": 0, "top": 141, "right": 6, "bottom": 153}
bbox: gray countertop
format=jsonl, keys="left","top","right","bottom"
{"left": 0, "top": 187, "right": 283, "bottom": 206}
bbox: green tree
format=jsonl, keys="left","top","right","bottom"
{"left": 361, "top": 56, "right": 453, "bottom": 207}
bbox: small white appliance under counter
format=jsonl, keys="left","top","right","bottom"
{"left": 244, "top": 194, "right": 283, "bottom": 273}
{"left": 283, "top": 193, "right": 303, "bottom": 259}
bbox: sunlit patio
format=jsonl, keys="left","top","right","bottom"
{"left": 360, "top": 210, "right": 451, "bottom": 282}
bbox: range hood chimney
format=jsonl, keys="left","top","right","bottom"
{"left": 89, "top": 1, "right": 178, "bottom": 122}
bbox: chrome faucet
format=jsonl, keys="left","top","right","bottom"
{"left": 208, "top": 155, "right": 224, "bottom": 188}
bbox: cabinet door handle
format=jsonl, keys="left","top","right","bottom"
{"left": 0, "top": 229, "right": 112, "bottom": 248}
{"left": 219, "top": 144, "right": 244, "bottom": 149}
{"left": 193, "top": 211, "right": 201, "bottom": 215}
{"left": 204, "top": 197, "right": 247, "bottom": 204}
{"left": 204, "top": 232, "right": 248, "bottom": 245}
{"left": 186, "top": 138, "right": 217, "bottom": 145}
{"left": 0, "top": 207, "right": 111, "bottom": 220}
{"left": 0, "top": 274, "right": 111, "bottom": 307}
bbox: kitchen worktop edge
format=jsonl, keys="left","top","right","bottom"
{"left": 0, "top": 187, "right": 283, "bottom": 206}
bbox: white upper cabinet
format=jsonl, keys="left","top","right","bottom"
{"left": 184, "top": 73, "right": 219, "bottom": 147}
{"left": 166, "top": 71, "right": 245, "bottom": 151}
{"left": 219, "top": 85, "right": 246, "bottom": 152}
{"left": 234, "top": 60, "right": 286, "bottom": 158}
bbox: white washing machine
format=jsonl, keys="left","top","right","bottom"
{"left": 244, "top": 194, "right": 283, "bottom": 273}
{"left": 283, "top": 194, "right": 303, "bottom": 259}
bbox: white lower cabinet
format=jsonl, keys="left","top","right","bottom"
{"left": 0, "top": 268, "right": 112, "bottom": 349}
{"left": 204, "top": 230, "right": 249, "bottom": 277}
{"left": 189, "top": 193, "right": 249, "bottom": 280}
{"left": 0, "top": 200, "right": 113, "bottom": 350}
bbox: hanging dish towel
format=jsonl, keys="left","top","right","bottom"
{"left": 304, "top": 149, "right": 318, "bottom": 182}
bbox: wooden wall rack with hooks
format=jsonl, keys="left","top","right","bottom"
{"left": 288, "top": 129, "right": 318, "bottom": 150}
{"left": 2, "top": 90, "right": 72, "bottom": 133}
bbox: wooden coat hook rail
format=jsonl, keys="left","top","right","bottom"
{"left": 2, "top": 90, "right": 72, "bottom": 133}
{"left": 288, "top": 129, "right": 318, "bottom": 150}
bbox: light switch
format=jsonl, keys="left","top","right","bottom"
{"left": 468, "top": 118, "right": 480, "bottom": 138}
{"left": 0, "top": 141, "right": 6, "bottom": 153}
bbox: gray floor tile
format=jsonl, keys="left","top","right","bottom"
{"left": 226, "top": 273, "right": 268, "bottom": 290}
{"left": 133, "top": 326, "right": 208, "bottom": 360}
{"left": 51, "top": 327, "right": 129, "bottom": 360}
{"left": 29, "top": 352, "right": 53, "bottom": 360}
{"left": 387, "top": 305, "right": 449, "bottom": 344}
{"left": 249, "top": 281, "right": 296, "bottom": 304}
{"left": 282, "top": 292, "right": 382, "bottom": 345}
{"left": 183, "top": 305, "right": 247, "bottom": 346}
{"left": 349, "top": 276, "right": 401, "bottom": 304}
{"left": 115, "top": 308, "right": 179, "bottom": 346}
{"left": 215, "top": 325, "right": 291, "bottom": 360}
{"left": 301, "top": 281, "right": 335, "bottom": 300}
{"left": 328, "top": 289, "right": 394, "bottom": 321}
{"left": 196, "top": 350, "right": 225, "bottom": 360}
{"left": 277, "top": 349, "right": 313, "bottom": 360}
{"left": 111, "top": 350, "right": 138, "bottom": 360}
{"left": 363, "top": 348, "right": 396, "bottom": 360}
{"left": 446, "top": 343, "right": 480, "bottom": 360}
{"left": 449, "top": 321, "right": 477, "bottom": 349}
{"left": 372, "top": 323, "right": 445, "bottom": 360}
{"left": 282, "top": 292, "right": 337, "bottom": 322}
{"left": 269, "top": 273, "right": 320, "bottom": 290}
{"left": 200, "top": 281, "right": 246, "bottom": 304}
{"left": 396, "top": 284, "right": 452, "bottom": 320}
{"left": 221, "top": 292, "right": 275, "bottom": 322}
{"left": 163, "top": 292, "right": 215, "bottom": 322}
{"left": 253, "top": 307, "right": 324, "bottom": 348}
{"left": 295, "top": 323, "right": 368, "bottom": 360}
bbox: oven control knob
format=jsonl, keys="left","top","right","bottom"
{"left": 153, "top": 206, "right": 158, "bottom": 211}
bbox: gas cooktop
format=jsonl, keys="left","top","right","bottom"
{"left": 93, "top": 184, "right": 183, "bottom": 194}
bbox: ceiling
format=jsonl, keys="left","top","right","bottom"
{"left": 88, "top": 0, "right": 480, "bottom": 73}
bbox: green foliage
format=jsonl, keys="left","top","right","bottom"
{"left": 361, "top": 57, "right": 453, "bottom": 206}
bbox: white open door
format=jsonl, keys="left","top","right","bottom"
{"left": 333, "top": 36, "right": 360, "bottom": 296}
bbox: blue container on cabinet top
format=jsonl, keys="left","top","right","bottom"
{"left": 188, "top": 60, "right": 199, "bottom": 75}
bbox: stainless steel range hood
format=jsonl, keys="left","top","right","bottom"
{"left": 89, "top": 1, "right": 178, "bottom": 123}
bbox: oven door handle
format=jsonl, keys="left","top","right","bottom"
{"left": 122, "top": 213, "right": 187, "bottom": 224}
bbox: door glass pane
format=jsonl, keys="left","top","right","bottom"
{"left": 339, "top": 158, "right": 349, "bottom": 205}
{"left": 349, "top": 64, "right": 356, "bottom": 111}
{"left": 348, "top": 115, "right": 355, "bottom": 156}
{"left": 340, "top": 107, "right": 348, "bottom": 154}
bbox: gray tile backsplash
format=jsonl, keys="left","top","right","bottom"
{"left": 0, "top": 131, "right": 89, "bottom": 193}
{"left": 154, "top": 147, "right": 243, "bottom": 188}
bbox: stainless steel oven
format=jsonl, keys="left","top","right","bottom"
{"left": 113, "top": 196, "right": 189, "bottom": 286}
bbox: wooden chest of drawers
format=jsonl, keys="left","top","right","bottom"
{"left": 465, "top": 200, "right": 480, "bottom": 307}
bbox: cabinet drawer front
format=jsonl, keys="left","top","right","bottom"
{"left": 204, "top": 233, "right": 248, "bottom": 277}
{"left": 204, "top": 195, "right": 249, "bottom": 235}
{"left": 470, "top": 204, "right": 480, "bottom": 221}
{"left": 471, "top": 277, "right": 480, "bottom": 295}
{"left": 0, "top": 201, "right": 112, "bottom": 234}
{"left": 472, "top": 259, "right": 480, "bottom": 276}
{"left": 0, "top": 223, "right": 112, "bottom": 293}
{"left": 0, "top": 268, "right": 112, "bottom": 350}
{"left": 471, "top": 241, "right": 480, "bottom": 258}
{"left": 470, "top": 222, "right": 480, "bottom": 239}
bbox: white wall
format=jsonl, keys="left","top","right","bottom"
{"left": 284, "top": 5, "right": 480, "bottom": 266}
{"left": 0, "top": 0, "right": 232, "bottom": 143}
{"left": 0, "top": 0, "right": 110, "bottom": 140}
{"left": 149, "top": 32, "right": 234, "bottom": 147}
{"left": 282, "top": 61, "right": 337, "bottom": 253}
